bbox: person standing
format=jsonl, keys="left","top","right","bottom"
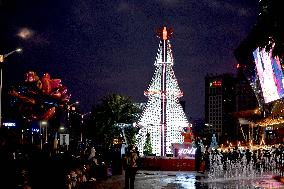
{"left": 195, "top": 144, "right": 202, "bottom": 172}
{"left": 203, "top": 146, "right": 210, "bottom": 174}
{"left": 134, "top": 146, "right": 140, "bottom": 170}
{"left": 123, "top": 145, "right": 138, "bottom": 189}
{"left": 88, "top": 147, "right": 98, "bottom": 181}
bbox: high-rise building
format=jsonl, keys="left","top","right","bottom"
{"left": 136, "top": 27, "right": 189, "bottom": 156}
{"left": 205, "top": 74, "right": 236, "bottom": 142}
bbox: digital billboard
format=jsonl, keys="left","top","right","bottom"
{"left": 253, "top": 45, "right": 284, "bottom": 103}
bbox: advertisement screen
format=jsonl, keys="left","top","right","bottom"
{"left": 253, "top": 46, "right": 284, "bottom": 103}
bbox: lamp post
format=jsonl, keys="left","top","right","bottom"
{"left": 67, "top": 101, "right": 79, "bottom": 128}
{"left": 0, "top": 48, "right": 22, "bottom": 128}
{"left": 80, "top": 112, "right": 91, "bottom": 142}
{"left": 40, "top": 120, "right": 48, "bottom": 150}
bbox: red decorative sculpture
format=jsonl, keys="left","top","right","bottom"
{"left": 181, "top": 125, "right": 193, "bottom": 143}
{"left": 9, "top": 71, "right": 70, "bottom": 121}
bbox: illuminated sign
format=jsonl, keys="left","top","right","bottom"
{"left": 178, "top": 148, "right": 196, "bottom": 155}
{"left": 265, "top": 127, "right": 272, "bottom": 131}
{"left": 3, "top": 122, "right": 16, "bottom": 127}
{"left": 210, "top": 80, "right": 222, "bottom": 88}
{"left": 171, "top": 143, "right": 196, "bottom": 159}
{"left": 253, "top": 44, "right": 284, "bottom": 103}
{"left": 32, "top": 128, "right": 40, "bottom": 132}
{"left": 60, "top": 134, "right": 69, "bottom": 145}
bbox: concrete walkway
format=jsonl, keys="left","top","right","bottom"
{"left": 94, "top": 175, "right": 125, "bottom": 189}
{"left": 92, "top": 171, "right": 201, "bottom": 189}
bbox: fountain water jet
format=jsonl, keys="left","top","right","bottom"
{"left": 198, "top": 147, "right": 284, "bottom": 188}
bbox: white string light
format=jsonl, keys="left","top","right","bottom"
{"left": 136, "top": 37, "right": 189, "bottom": 156}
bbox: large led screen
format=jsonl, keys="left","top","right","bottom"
{"left": 253, "top": 46, "right": 284, "bottom": 103}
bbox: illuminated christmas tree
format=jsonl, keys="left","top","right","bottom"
{"left": 136, "top": 27, "right": 189, "bottom": 156}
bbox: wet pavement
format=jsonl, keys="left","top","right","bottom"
{"left": 135, "top": 171, "right": 284, "bottom": 189}
{"left": 95, "top": 170, "right": 284, "bottom": 189}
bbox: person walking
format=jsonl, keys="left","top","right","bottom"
{"left": 123, "top": 145, "right": 138, "bottom": 189}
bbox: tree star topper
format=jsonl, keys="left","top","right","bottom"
{"left": 156, "top": 27, "right": 173, "bottom": 40}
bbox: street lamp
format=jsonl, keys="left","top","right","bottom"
{"left": 80, "top": 112, "right": 91, "bottom": 142}
{"left": 59, "top": 126, "right": 65, "bottom": 131}
{"left": 0, "top": 48, "right": 22, "bottom": 128}
{"left": 40, "top": 120, "right": 48, "bottom": 150}
{"left": 67, "top": 101, "right": 79, "bottom": 127}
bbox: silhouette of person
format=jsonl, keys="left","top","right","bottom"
{"left": 195, "top": 144, "right": 202, "bottom": 172}
{"left": 123, "top": 145, "right": 138, "bottom": 189}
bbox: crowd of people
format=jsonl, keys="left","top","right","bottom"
{"left": 0, "top": 139, "right": 143, "bottom": 189}
{"left": 195, "top": 143, "right": 284, "bottom": 176}
{"left": 64, "top": 144, "right": 140, "bottom": 189}
{"left": 64, "top": 147, "right": 101, "bottom": 189}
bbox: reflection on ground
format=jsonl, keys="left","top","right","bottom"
{"left": 135, "top": 171, "right": 284, "bottom": 189}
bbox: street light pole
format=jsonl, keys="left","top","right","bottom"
{"left": 0, "top": 48, "right": 22, "bottom": 128}
{"left": 40, "top": 120, "right": 48, "bottom": 150}
{"left": 67, "top": 101, "right": 79, "bottom": 128}
{"left": 80, "top": 112, "right": 91, "bottom": 142}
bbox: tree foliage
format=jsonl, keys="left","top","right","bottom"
{"left": 89, "top": 94, "right": 139, "bottom": 149}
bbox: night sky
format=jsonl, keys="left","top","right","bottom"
{"left": 0, "top": 0, "right": 259, "bottom": 120}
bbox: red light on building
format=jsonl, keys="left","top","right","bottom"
{"left": 210, "top": 80, "right": 222, "bottom": 88}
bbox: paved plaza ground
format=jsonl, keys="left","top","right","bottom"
{"left": 94, "top": 170, "right": 284, "bottom": 189}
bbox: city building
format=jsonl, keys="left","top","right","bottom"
{"left": 205, "top": 73, "right": 236, "bottom": 143}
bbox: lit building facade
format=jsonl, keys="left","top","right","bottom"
{"left": 205, "top": 74, "right": 236, "bottom": 142}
